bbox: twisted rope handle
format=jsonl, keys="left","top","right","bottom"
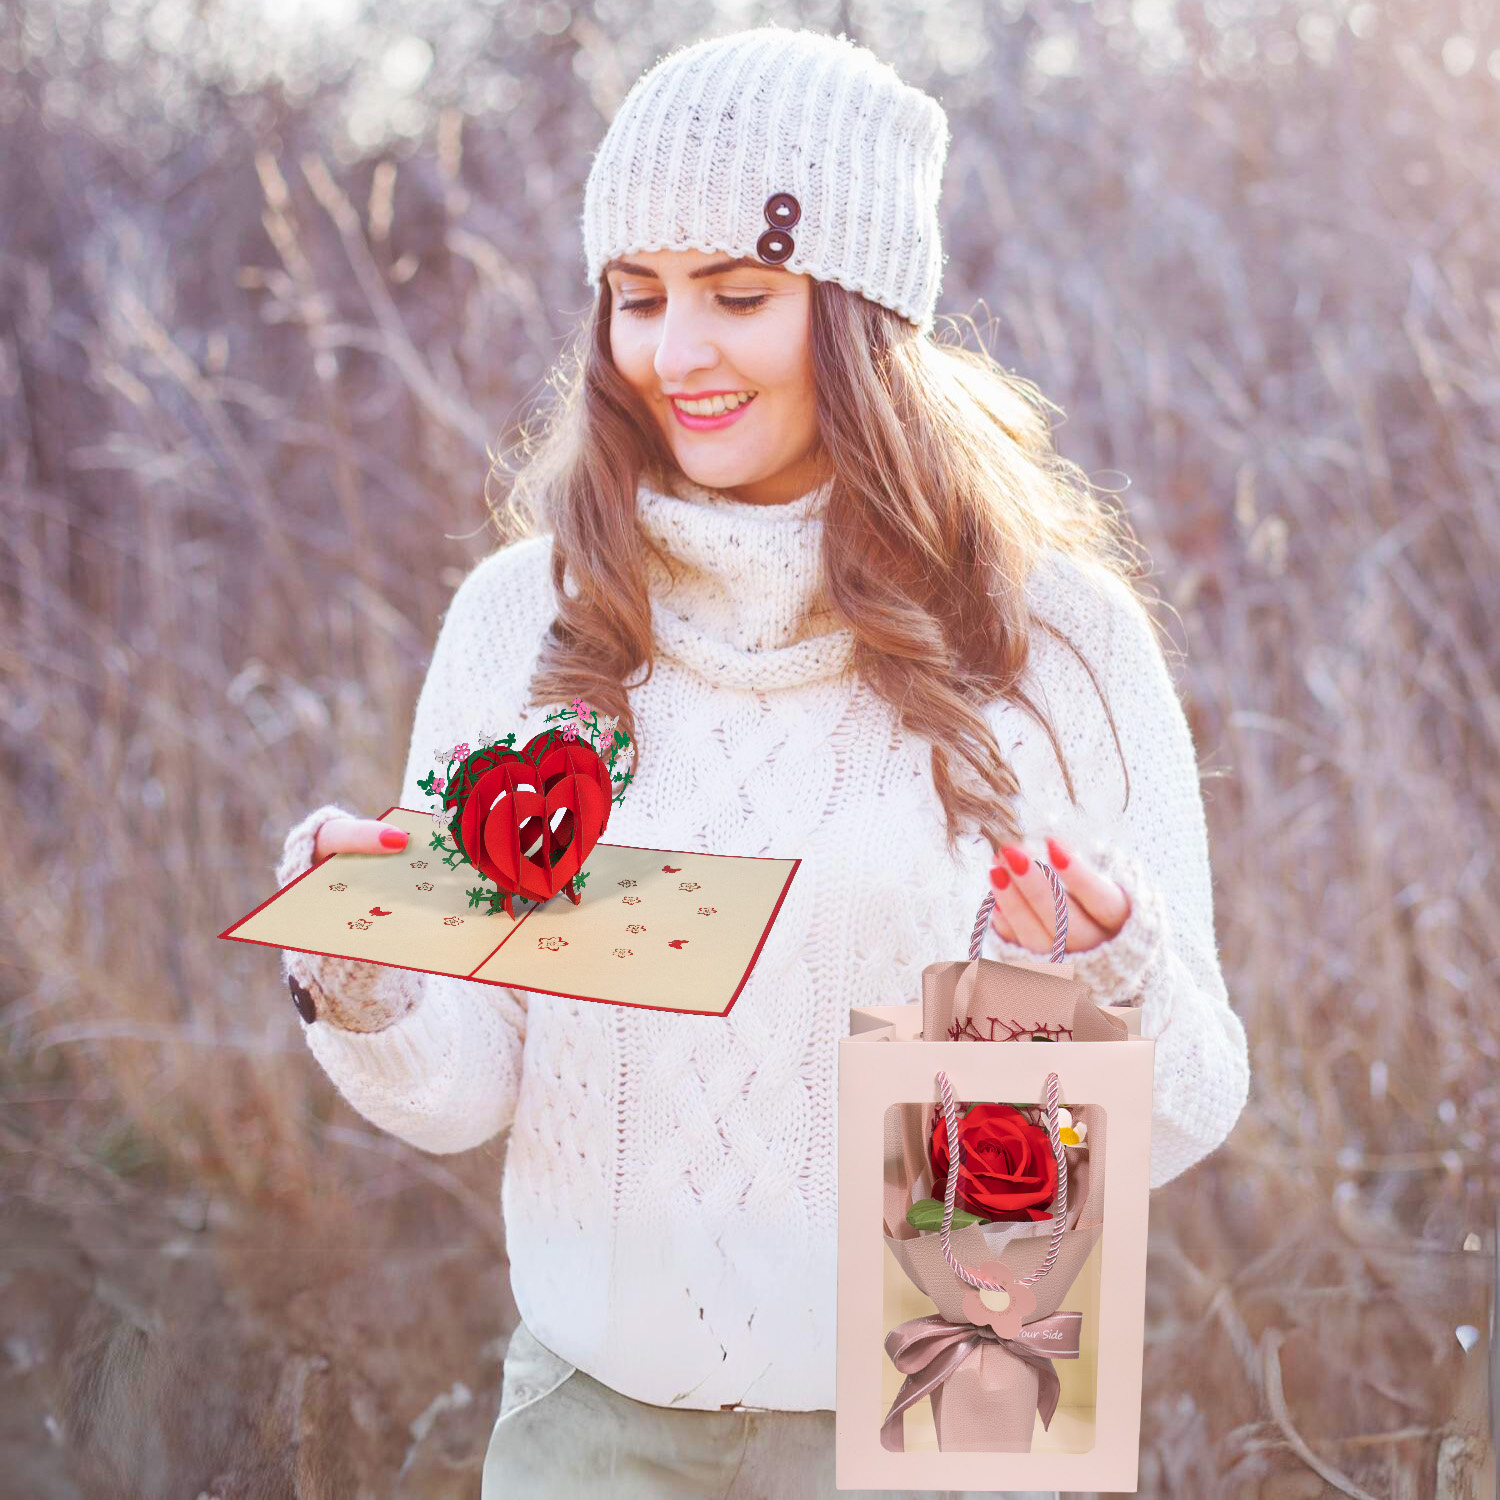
{"left": 968, "top": 857, "right": 1069, "bottom": 962}
{"left": 936, "top": 855, "right": 1072, "bottom": 1290}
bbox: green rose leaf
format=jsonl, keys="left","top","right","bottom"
{"left": 905, "top": 1197, "right": 989, "bottom": 1232}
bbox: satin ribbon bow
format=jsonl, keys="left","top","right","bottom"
{"left": 879, "top": 1309, "right": 1082, "bottom": 1453}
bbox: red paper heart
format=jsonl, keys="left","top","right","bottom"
{"left": 453, "top": 732, "right": 612, "bottom": 904}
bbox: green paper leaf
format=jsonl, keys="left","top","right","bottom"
{"left": 905, "top": 1197, "right": 989, "bottom": 1232}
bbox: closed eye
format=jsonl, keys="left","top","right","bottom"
{"left": 616, "top": 294, "right": 768, "bottom": 318}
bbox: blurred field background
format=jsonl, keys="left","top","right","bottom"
{"left": 2, "top": 0, "right": 1497, "bottom": 1495}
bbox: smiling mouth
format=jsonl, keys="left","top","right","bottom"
{"left": 671, "top": 391, "right": 757, "bottom": 413}
{"left": 668, "top": 391, "right": 759, "bottom": 428}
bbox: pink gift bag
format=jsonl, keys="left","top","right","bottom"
{"left": 836, "top": 862, "right": 1155, "bottom": 1493}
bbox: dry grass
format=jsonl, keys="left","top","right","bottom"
{"left": 2, "top": 1, "right": 1496, "bottom": 1495}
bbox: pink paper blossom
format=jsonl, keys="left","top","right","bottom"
{"left": 960, "top": 1260, "right": 1037, "bottom": 1341}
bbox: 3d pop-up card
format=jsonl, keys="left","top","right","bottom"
{"left": 221, "top": 700, "right": 800, "bottom": 1018}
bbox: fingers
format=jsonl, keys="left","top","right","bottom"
{"left": 990, "top": 839, "right": 1114, "bottom": 953}
{"left": 315, "top": 817, "right": 410, "bottom": 861}
{"left": 1042, "top": 836, "right": 1131, "bottom": 935}
{"left": 988, "top": 849, "right": 1061, "bottom": 950}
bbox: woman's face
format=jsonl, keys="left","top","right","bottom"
{"left": 605, "top": 248, "right": 825, "bottom": 507}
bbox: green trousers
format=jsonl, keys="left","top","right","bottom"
{"left": 481, "top": 1320, "right": 1064, "bottom": 1500}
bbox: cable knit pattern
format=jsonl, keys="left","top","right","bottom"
{"left": 272, "top": 472, "right": 1249, "bottom": 1411}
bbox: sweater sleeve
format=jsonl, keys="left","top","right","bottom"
{"left": 272, "top": 547, "right": 542, "bottom": 1155}
{"left": 979, "top": 556, "right": 1250, "bottom": 1190}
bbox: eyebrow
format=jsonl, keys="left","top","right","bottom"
{"left": 603, "top": 255, "right": 788, "bottom": 280}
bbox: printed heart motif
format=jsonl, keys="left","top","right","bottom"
{"left": 452, "top": 731, "right": 613, "bottom": 904}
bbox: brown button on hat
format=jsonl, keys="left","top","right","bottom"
{"left": 756, "top": 192, "right": 799, "bottom": 265}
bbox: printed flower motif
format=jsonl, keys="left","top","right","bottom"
{"left": 618, "top": 879, "right": 637, "bottom": 888}
{"left": 561, "top": 721, "right": 579, "bottom": 741}
{"left": 1057, "top": 1107, "right": 1088, "bottom": 1149}
{"left": 679, "top": 881, "right": 702, "bottom": 892}
{"left": 697, "top": 906, "right": 716, "bottom": 916}
{"left": 960, "top": 1261, "right": 1037, "bottom": 1342}
{"left": 626, "top": 923, "right": 646, "bottom": 933}
{"left": 411, "top": 860, "right": 427, "bottom": 869}
{"left": 930, "top": 1102, "right": 1057, "bottom": 1223}
{"left": 612, "top": 947, "right": 633, "bottom": 958}
{"left": 415, "top": 881, "right": 433, "bottom": 891}
{"left": 538, "top": 935, "right": 568, "bottom": 951}
{"left": 443, "top": 916, "right": 464, "bottom": 926}
{"left": 328, "top": 882, "right": 347, "bottom": 892}
{"left": 623, "top": 895, "right": 641, "bottom": 905}
{"left": 348, "top": 917, "right": 371, "bottom": 931}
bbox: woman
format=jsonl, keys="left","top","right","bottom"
{"left": 275, "top": 25, "right": 1250, "bottom": 1499}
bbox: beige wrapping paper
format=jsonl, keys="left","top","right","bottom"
{"left": 880, "top": 956, "right": 1122, "bottom": 1453}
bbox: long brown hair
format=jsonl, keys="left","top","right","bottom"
{"left": 487, "top": 277, "right": 1160, "bottom": 855}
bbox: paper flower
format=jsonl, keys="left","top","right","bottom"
{"left": 930, "top": 1102, "right": 1058, "bottom": 1222}
{"left": 571, "top": 697, "right": 589, "bottom": 716}
{"left": 960, "top": 1260, "right": 1037, "bottom": 1341}
{"left": 561, "top": 721, "right": 579, "bottom": 741}
{"left": 1057, "top": 1107, "right": 1088, "bottom": 1149}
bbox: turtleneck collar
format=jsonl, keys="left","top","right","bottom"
{"left": 635, "top": 471, "right": 854, "bottom": 690}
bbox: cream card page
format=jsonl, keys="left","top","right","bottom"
{"left": 223, "top": 806, "right": 801, "bottom": 1017}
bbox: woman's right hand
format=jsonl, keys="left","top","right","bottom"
{"left": 313, "top": 817, "right": 411, "bottom": 863}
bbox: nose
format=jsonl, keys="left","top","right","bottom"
{"left": 652, "top": 299, "right": 720, "bottom": 389}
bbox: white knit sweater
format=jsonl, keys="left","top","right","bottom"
{"left": 275, "top": 473, "right": 1249, "bottom": 1411}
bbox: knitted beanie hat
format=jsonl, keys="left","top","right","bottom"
{"left": 581, "top": 25, "right": 952, "bottom": 335}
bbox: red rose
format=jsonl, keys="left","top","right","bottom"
{"left": 929, "top": 1102, "right": 1057, "bottom": 1222}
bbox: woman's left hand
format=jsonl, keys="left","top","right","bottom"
{"left": 988, "top": 837, "right": 1132, "bottom": 954}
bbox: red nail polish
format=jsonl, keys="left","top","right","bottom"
{"left": 381, "top": 828, "right": 408, "bottom": 849}
{"left": 1002, "top": 845, "right": 1029, "bottom": 876}
{"left": 991, "top": 864, "right": 1011, "bottom": 890}
{"left": 1046, "top": 838, "right": 1070, "bottom": 870}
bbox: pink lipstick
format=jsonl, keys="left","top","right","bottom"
{"left": 668, "top": 392, "right": 758, "bottom": 431}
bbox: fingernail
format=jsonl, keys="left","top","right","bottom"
{"left": 1001, "top": 845, "right": 1029, "bottom": 876}
{"left": 380, "top": 828, "right": 408, "bottom": 850}
{"left": 1046, "top": 838, "right": 1070, "bottom": 870}
{"left": 991, "top": 863, "right": 1011, "bottom": 890}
